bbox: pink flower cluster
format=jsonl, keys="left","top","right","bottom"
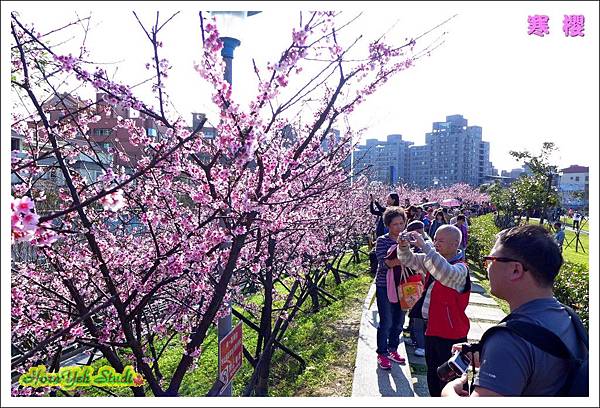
{"left": 99, "top": 190, "right": 126, "bottom": 212}
{"left": 11, "top": 196, "right": 58, "bottom": 246}
{"left": 53, "top": 54, "right": 77, "bottom": 72}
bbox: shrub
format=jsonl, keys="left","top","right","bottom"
{"left": 554, "top": 260, "right": 589, "bottom": 331}
{"left": 466, "top": 214, "right": 499, "bottom": 270}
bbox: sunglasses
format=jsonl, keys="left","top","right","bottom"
{"left": 483, "top": 256, "right": 528, "bottom": 270}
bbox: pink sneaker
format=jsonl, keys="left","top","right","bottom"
{"left": 377, "top": 354, "right": 392, "bottom": 370}
{"left": 387, "top": 350, "right": 406, "bottom": 364}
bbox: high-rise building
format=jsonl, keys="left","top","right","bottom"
{"left": 408, "top": 145, "right": 431, "bottom": 187}
{"left": 353, "top": 134, "right": 413, "bottom": 184}
{"left": 416, "top": 114, "right": 491, "bottom": 187}
{"left": 352, "top": 114, "right": 493, "bottom": 187}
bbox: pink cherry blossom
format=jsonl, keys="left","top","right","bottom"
{"left": 10, "top": 10, "right": 455, "bottom": 397}
{"left": 99, "top": 190, "right": 126, "bottom": 212}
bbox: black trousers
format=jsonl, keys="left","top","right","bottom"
{"left": 425, "top": 335, "right": 467, "bottom": 397}
{"left": 368, "top": 249, "right": 378, "bottom": 276}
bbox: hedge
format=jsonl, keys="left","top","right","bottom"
{"left": 466, "top": 214, "right": 498, "bottom": 270}
{"left": 554, "top": 261, "right": 589, "bottom": 330}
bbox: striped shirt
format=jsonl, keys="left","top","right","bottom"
{"left": 397, "top": 242, "right": 468, "bottom": 319}
{"left": 375, "top": 234, "right": 397, "bottom": 287}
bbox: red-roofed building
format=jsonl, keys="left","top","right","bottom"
{"left": 13, "top": 92, "right": 217, "bottom": 188}
{"left": 41, "top": 92, "right": 216, "bottom": 172}
{"left": 561, "top": 165, "right": 589, "bottom": 174}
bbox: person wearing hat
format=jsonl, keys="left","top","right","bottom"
{"left": 406, "top": 220, "right": 432, "bottom": 243}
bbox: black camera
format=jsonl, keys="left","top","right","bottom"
{"left": 437, "top": 343, "right": 481, "bottom": 382}
{"left": 400, "top": 232, "right": 417, "bottom": 243}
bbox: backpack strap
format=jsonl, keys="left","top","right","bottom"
{"left": 480, "top": 308, "right": 588, "bottom": 397}
{"left": 562, "top": 304, "right": 589, "bottom": 349}
{"left": 481, "top": 320, "right": 572, "bottom": 359}
{"left": 482, "top": 311, "right": 584, "bottom": 360}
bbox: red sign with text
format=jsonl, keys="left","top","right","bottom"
{"left": 218, "top": 322, "right": 243, "bottom": 387}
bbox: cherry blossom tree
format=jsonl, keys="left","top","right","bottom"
{"left": 367, "top": 182, "right": 488, "bottom": 209}
{"left": 10, "top": 10, "right": 454, "bottom": 397}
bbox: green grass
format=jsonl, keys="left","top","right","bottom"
{"left": 520, "top": 218, "right": 589, "bottom": 269}
{"left": 559, "top": 215, "right": 589, "bottom": 232}
{"left": 80, "top": 248, "right": 372, "bottom": 397}
{"left": 561, "top": 229, "right": 589, "bottom": 267}
{"left": 526, "top": 216, "right": 589, "bottom": 233}
{"left": 269, "top": 270, "right": 371, "bottom": 396}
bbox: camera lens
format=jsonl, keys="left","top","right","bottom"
{"left": 437, "top": 351, "right": 471, "bottom": 382}
{"left": 437, "top": 361, "right": 458, "bottom": 382}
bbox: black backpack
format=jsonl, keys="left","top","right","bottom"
{"left": 479, "top": 305, "right": 588, "bottom": 396}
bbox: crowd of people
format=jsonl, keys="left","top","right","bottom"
{"left": 367, "top": 193, "right": 589, "bottom": 398}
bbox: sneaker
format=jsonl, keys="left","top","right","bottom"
{"left": 414, "top": 348, "right": 425, "bottom": 357}
{"left": 387, "top": 351, "right": 406, "bottom": 364}
{"left": 377, "top": 354, "right": 392, "bottom": 370}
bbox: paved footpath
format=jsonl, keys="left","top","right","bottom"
{"left": 351, "top": 273, "right": 506, "bottom": 397}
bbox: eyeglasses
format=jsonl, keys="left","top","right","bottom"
{"left": 483, "top": 256, "right": 528, "bottom": 270}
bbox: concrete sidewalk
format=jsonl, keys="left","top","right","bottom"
{"left": 351, "top": 283, "right": 415, "bottom": 397}
{"left": 352, "top": 274, "right": 507, "bottom": 397}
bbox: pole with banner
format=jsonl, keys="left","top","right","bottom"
{"left": 218, "top": 322, "right": 243, "bottom": 394}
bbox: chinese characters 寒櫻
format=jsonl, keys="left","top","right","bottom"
{"left": 527, "top": 14, "right": 585, "bottom": 37}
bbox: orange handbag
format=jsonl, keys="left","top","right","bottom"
{"left": 398, "top": 268, "right": 424, "bottom": 311}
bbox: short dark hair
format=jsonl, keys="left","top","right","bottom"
{"left": 406, "top": 220, "right": 424, "bottom": 232}
{"left": 457, "top": 215, "right": 466, "bottom": 222}
{"left": 496, "top": 225, "right": 563, "bottom": 287}
{"left": 554, "top": 221, "right": 562, "bottom": 227}
{"left": 383, "top": 206, "right": 406, "bottom": 227}
{"left": 388, "top": 193, "right": 400, "bottom": 206}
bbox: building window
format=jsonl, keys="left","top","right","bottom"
{"left": 585, "top": 176, "right": 588, "bottom": 181}
{"left": 11, "top": 138, "right": 21, "bottom": 151}
{"left": 575, "top": 176, "right": 579, "bottom": 182}
{"left": 92, "top": 128, "right": 113, "bottom": 137}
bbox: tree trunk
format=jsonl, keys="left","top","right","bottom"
{"left": 254, "top": 347, "right": 274, "bottom": 397}
{"left": 254, "top": 237, "right": 275, "bottom": 397}
{"left": 329, "top": 261, "right": 341, "bottom": 285}
{"left": 307, "top": 274, "right": 320, "bottom": 313}
{"left": 353, "top": 243, "right": 360, "bottom": 263}
{"left": 540, "top": 173, "right": 553, "bottom": 225}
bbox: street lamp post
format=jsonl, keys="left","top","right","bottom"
{"left": 208, "top": 10, "right": 260, "bottom": 397}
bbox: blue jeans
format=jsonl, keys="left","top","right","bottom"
{"left": 376, "top": 285, "right": 405, "bottom": 355}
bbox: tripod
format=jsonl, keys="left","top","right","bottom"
{"left": 564, "top": 216, "right": 587, "bottom": 253}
